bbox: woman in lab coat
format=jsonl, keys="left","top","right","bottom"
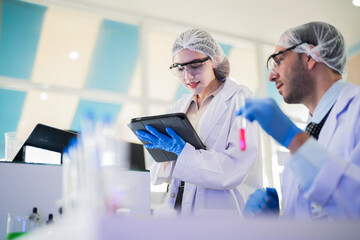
{"left": 137, "top": 29, "right": 262, "bottom": 216}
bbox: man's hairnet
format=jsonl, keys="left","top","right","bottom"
{"left": 277, "top": 21, "right": 347, "bottom": 76}
{"left": 172, "top": 29, "right": 230, "bottom": 81}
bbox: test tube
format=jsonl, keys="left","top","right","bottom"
{"left": 236, "top": 93, "right": 246, "bottom": 151}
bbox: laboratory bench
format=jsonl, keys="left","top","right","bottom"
{"left": 2, "top": 162, "right": 360, "bottom": 240}
{"left": 18, "top": 211, "right": 360, "bottom": 240}
{"left": 0, "top": 161, "right": 151, "bottom": 240}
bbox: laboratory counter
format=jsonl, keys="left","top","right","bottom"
{"left": 19, "top": 211, "right": 360, "bottom": 240}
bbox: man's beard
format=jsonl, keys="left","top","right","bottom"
{"left": 283, "top": 63, "right": 312, "bottom": 104}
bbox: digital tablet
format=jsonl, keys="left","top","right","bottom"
{"left": 12, "top": 123, "right": 78, "bottom": 163}
{"left": 128, "top": 113, "right": 206, "bottom": 162}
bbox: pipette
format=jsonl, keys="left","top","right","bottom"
{"left": 235, "top": 93, "right": 246, "bottom": 151}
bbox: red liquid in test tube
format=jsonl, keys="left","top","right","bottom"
{"left": 239, "top": 128, "right": 246, "bottom": 151}
{"left": 236, "top": 93, "right": 246, "bottom": 151}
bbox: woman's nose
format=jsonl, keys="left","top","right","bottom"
{"left": 184, "top": 68, "right": 194, "bottom": 80}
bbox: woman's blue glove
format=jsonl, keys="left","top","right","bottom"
{"left": 136, "top": 125, "right": 186, "bottom": 156}
{"left": 244, "top": 188, "right": 280, "bottom": 217}
{"left": 236, "top": 98, "right": 302, "bottom": 148}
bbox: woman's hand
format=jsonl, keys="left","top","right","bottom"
{"left": 136, "top": 125, "right": 186, "bottom": 156}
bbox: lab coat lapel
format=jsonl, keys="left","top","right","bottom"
{"left": 197, "top": 79, "right": 236, "bottom": 143}
{"left": 178, "top": 94, "right": 194, "bottom": 113}
{"left": 320, "top": 84, "right": 357, "bottom": 148}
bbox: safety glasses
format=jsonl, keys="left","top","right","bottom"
{"left": 266, "top": 42, "right": 307, "bottom": 73}
{"left": 169, "top": 56, "right": 211, "bottom": 78}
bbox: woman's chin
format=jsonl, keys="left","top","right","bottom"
{"left": 188, "top": 88, "right": 202, "bottom": 95}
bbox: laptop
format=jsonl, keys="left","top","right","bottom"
{"left": 12, "top": 124, "right": 78, "bottom": 163}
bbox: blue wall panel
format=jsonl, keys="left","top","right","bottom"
{"left": 0, "top": 0, "right": 46, "bottom": 80}
{"left": 174, "top": 84, "right": 189, "bottom": 101}
{"left": 70, "top": 100, "right": 122, "bottom": 132}
{"left": 219, "top": 43, "right": 233, "bottom": 57}
{"left": 85, "top": 20, "right": 139, "bottom": 93}
{"left": 265, "top": 69, "right": 283, "bottom": 104}
{"left": 74, "top": 20, "right": 139, "bottom": 131}
{"left": 0, "top": 89, "right": 27, "bottom": 159}
{"left": 349, "top": 41, "right": 360, "bottom": 57}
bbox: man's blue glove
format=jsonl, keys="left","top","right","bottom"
{"left": 236, "top": 98, "right": 302, "bottom": 148}
{"left": 136, "top": 125, "right": 186, "bottom": 156}
{"left": 244, "top": 188, "right": 280, "bottom": 217}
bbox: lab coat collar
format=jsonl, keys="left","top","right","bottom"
{"left": 307, "top": 80, "right": 346, "bottom": 124}
{"left": 221, "top": 78, "right": 239, "bottom": 101}
{"left": 319, "top": 82, "right": 359, "bottom": 147}
{"left": 197, "top": 78, "right": 238, "bottom": 142}
{"left": 174, "top": 78, "right": 238, "bottom": 143}
{"left": 177, "top": 94, "right": 195, "bottom": 113}
{"left": 188, "top": 81, "right": 225, "bottom": 110}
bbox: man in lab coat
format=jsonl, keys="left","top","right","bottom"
{"left": 237, "top": 21, "right": 360, "bottom": 219}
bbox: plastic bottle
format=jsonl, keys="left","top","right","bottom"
{"left": 29, "top": 207, "right": 41, "bottom": 227}
{"left": 46, "top": 214, "right": 54, "bottom": 225}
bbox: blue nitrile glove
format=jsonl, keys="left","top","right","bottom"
{"left": 236, "top": 98, "right": 302, "bottom": 148}
{"left": 244, "top": 188, "right": 280, "bottom": 217}
{"left": 136, "top": 125, "right": 186, "bottom": 156}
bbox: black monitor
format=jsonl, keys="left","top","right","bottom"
{"left": 128, "top": 142, "right": 146, "bottom": 171}
{"left": 12, "top": 124, "right": 78, "bottom": 163}
{"left": 12, "top": 123, "right": 146, "bottom": 170}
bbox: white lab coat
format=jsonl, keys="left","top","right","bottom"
{"left": 150, "top": 78, "right": 263, "bottom": 217}
{"left": 282, "top": 83, "right": 360, "bottom": 219}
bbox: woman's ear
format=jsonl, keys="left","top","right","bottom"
{"left": 212, "top": 56, "right": 221, "bottom": 68}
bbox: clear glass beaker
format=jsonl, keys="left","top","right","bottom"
{"left": 4, "top": 132, "right": 27, "bottom": 161}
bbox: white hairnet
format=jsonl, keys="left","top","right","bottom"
{"left": 172, "top": 29, "right": 230, "bottom": 81}
{"left": 277, "top": 21, "right": 347, "bottom": 76}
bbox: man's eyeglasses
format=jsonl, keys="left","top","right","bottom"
{"left": 169, "top": 56, "right": 211, "bottom": 78}
{"left": 266, "top": 42, "right": 307, "bottom": 73}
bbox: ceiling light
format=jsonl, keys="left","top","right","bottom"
{"left": 353, "top": 0, "right": 360, "bottom": 7}
{"left": 40, "top": 92, "right": 48, "bottom": 101}
{"left": 69, "top": 51, "right": 79, "bottom": 60}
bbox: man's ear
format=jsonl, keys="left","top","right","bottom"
{"left": 306, "top": 55, "right": 317, "bottom": 70}
{"left": 305, "top": 44, "right": 319, "bottom": 70}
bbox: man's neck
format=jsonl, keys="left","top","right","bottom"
{"left": 304, "top": 70, "right": 342, "bottom": 115}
